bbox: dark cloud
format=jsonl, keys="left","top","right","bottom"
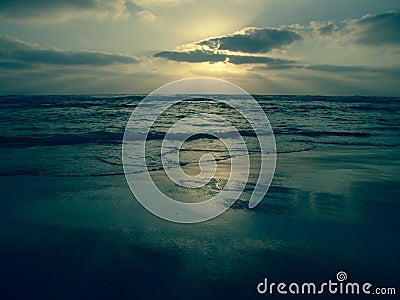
{"left": 197, "top": 27, "right": 301, "bottom": 53}
{"left": 255, "top": 63, "right": 365, "bottom": 73}
{"left": 254, "top": 62, "right": 400, "bottom": 78}
{"left": 312, "top": 11, "right": 400, "bottom": 46}
{"left": 153, "top": 49, "right": 294, "bottom": 66}
{"left": 0, "top": 0, "right": 128, "bottom": 22}
{"left": 305, "top": 64, "right": 400, "bottom": 78}
{"left": 153, "top": 26, "right": 300, "bottom": 65}
{"left": 227, "top": 55, "right": 294, "bottom": 65}
{"left": 0, "top": 0, "right": 98, "bottom": 11}
{"left": 329, "top": 10, "right": 400, "bottom": 48}
{"left": 352, "top": 10, "right": 400, "bottom": 45}
{"left": 1, "top": 49, "right": 139, "bottom": 66}
{"left": 253, "top": 64, "right": 300, "bottom": 71}
{"left": 0, "top": 35, "right": 35, "bottom": 49}
{"left": 316, "top": 23, "right": 337, "bottom": 35}
{"left": 0, "top": 35, "right": 139, "bottom": 66}
{"left": 0, "top": 61, "right": 33, "bottom": 70}
{"left": 305, "top": 64, "right": 369, "bottom": 73}
{"left": 154, "top": 50, "right": 226, "bottom": 63}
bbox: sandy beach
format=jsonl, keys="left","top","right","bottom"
{"left": 1, "top": 143, "right": 399, "bottom": 299}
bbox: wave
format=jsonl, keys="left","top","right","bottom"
{"left": 276, "top": 130, "right": 373, "bottom": 138}
{"left": 0, "top": 132, "right": 123, "bottom": 147}
{"left": 295, "top": 139, "right": 400, "bottom": 147}
{"left": 0, "top": 127, "right": 380, "bottom": 148}
{"left": 0, "top": 170, "right": 126, "bottom": 177}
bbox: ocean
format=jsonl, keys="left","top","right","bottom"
{"left": 0, "top": 94, "right": 399, "bottom": 299}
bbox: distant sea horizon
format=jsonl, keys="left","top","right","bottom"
{"left": 1, "top": 93, "right": 399, "bottom": 97}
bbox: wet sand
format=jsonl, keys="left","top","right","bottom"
{"left": 1, "top": 145, "right": 399, "bottom": 299}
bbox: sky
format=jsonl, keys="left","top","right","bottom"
{"left": 0, "top": 0, "right": 400, "bottom": 95}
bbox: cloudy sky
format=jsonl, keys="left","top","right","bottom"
{"left": 1, "top": 0, "right": 399, "bottom": 95}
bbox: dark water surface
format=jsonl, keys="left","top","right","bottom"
{"left": 0, "top": 95, "right": 399, "bottom": 299}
